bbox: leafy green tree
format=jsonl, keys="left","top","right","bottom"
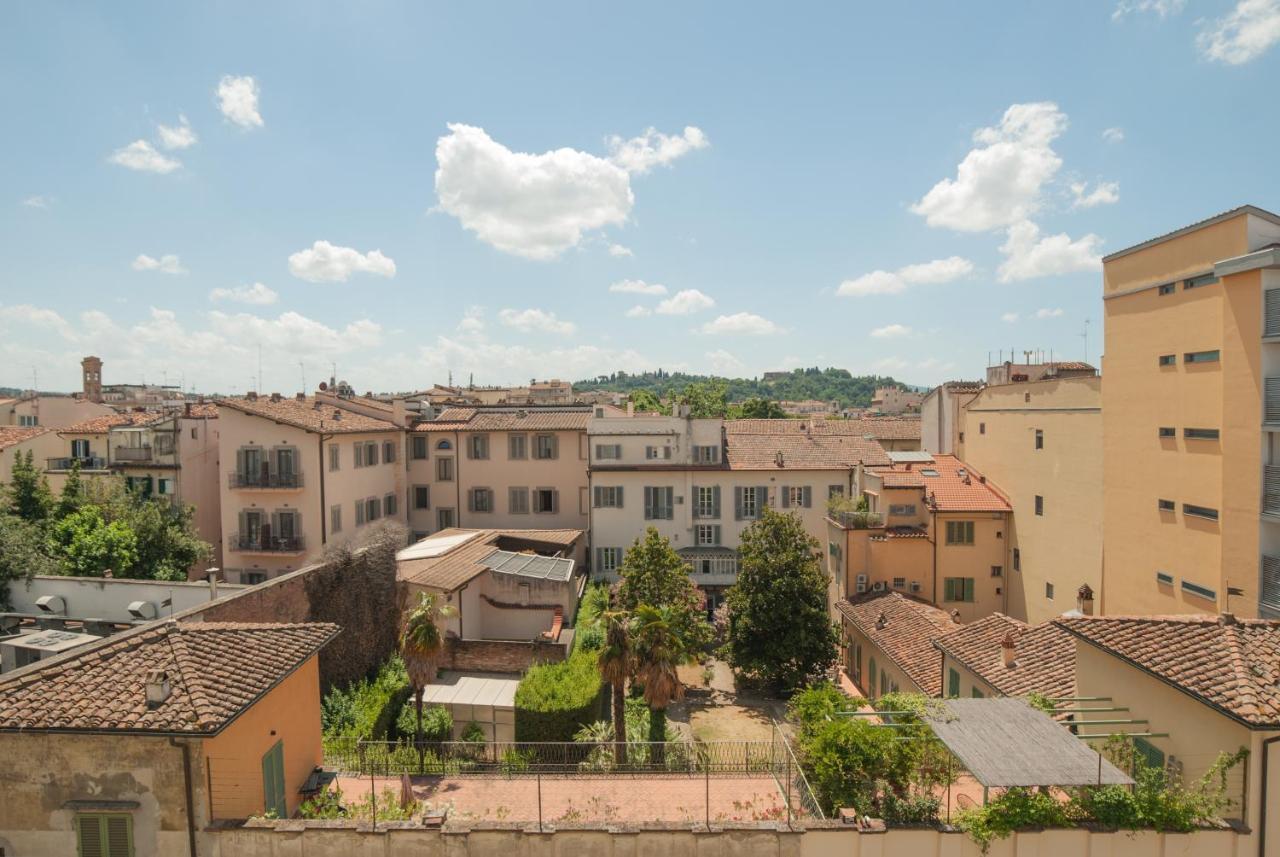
{"left": 803, "top": 716, "right": 903, "bottom": 814}
{"left": 724, "top": 509, "right": 838, "bottom": 691}
{"left": 0, "top": 513, "right": 60, "bottom": 609}
{"left": 83, "top": 477, "right": 210, "bottom": 580}
{"left": 616, "top": 527, "right": 713, "bottom": 652}
{"left": 733, "top": 397, "right": 787, "bottom": 419}
{"left": 55, "top": 459, "right": 87, "bottom": 519}
{"left": 675, "top": 379, "right": 730, "bottom": 418}
{"left": 46, "top": 505, "right": 139, "bottom": 577}
{"left": 631, "top": 604, "right": 696, "bottom": 748}
{"left": 399, "top": 592, "right": 456, "bottom": 750}
{"left": 7, "top": 450, "right": 53, "bottom": 523}
{"left": 629, "top": 389, "right": 669, "bottom": 415}
{"left": 596, "top": 610, "right": 633, "bottom": 765}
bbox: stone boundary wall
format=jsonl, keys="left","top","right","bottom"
{"left": 441, "top": 637, "right": 567, "bottom": 673}
{"left": 211, "top": 819, "right": 1245, "bottom": 857}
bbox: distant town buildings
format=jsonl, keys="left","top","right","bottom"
{"left": 869, "top": 386, "right": 924, "bottom": 415}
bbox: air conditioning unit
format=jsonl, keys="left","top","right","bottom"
{"left": 910, "top": 581, "right": 922, "bottom": 593}
{"left": 855, "top": 574, "right": 868, "bottom": 594}
{"left": 127, "top": 600, "right": 158, "bottom": 620}
{"left": 35, "top": 595, "right": 66, "bottom": 615}
{"left": 872, "top": 581, "right": 885, "bottom": 592}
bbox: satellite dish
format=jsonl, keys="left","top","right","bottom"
{"left": 319, "top": 381, "right": 329, "bottom": 391}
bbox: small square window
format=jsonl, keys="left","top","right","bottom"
{"left": 1034, "top": 429, "right": 1043, "bottom": 450}
{"left": 1034, "top": 495, "right": 1044, "bottom": 516}
{"left": 1158, "top": 499, "right": 1175, "bottom": 512}
{"left": 1158, "top": 427, "right": 1176, "bottom": 438}
{"left": 1157, "top": 283, "right": 1176, "bottom": 296}
{"left": 1184, "top": 350, "right": 1220, "bottom": 364}
{"left": 991, "top": 565, "right": 1003, "bottom": 577}
{"left": 1184, "top": 273, "right": 1219, "bottom": 290}
{"left": 979, "top": 423, "right": 986, "bottom": 435}
{"left": 1045, "top": 582, "right": 1055, "bottom": 599}
{"left": 1158, "top": 354, "right": 1176, "bottom": 367}
{"left": 1156, "top": 570, "right": 1174, "bottom": 585}
{"left": 1184, "top": 428, "right": 1219, "bottom": 440}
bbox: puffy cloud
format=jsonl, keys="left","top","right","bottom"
{"left": 608, "top": 243, "right": 634, "bottom": 257}
{"left": 497, "top": 308, "right": 576, "bottom": 335}
{"left": 288, "top": 240, "right": 396, "bottom": 283}
{"left": 434, "top": 124, "right": 633, "bottom": 260}
{"left": 1113, "top": 0, "right": 1185, "bottom": 19}
{"left": 699, "top": 312, "right": 783, "bottom": 336}
{"left": 209, "top": 310, "right": 382, "bottom": 353}
{"left": 606, "top": 126, "right": 709, "bottom": 175}
{"left": 1036, "top": 307, "right": 1065, "bottom": 319}
{"left": 625, "top": 305, "right": 652, "bottom": 318}
{"left": 209, "top": 282, "right": 278, "bottom": 305}
{"left": 1198, "top": 0, "right": 1280, "bottom": 64}
{"left": 109, "top": 140, "right": 181, "bottom": 174}
{"left": 873, "top": 356, "right": 911, "bottom": 372}
{"left": 655, "top": 289, "right": 715, "bottom": 315}
{"left": 997, "top": 220, "right": 1103, "bottom": 282}
{"left": 21, "top": 195, "right": 51, "bottom": 209}
{"left": 156, "top": 115, "right": 198, "bottom": 150}
{"left": 609, "top": 279, "right": 667, "bottom": 296}
{"left": 1102, "top": 127, "right": 1125, "bottom": 143}
{"left": 705, "top": 349, "right": 745, "bottom": 375}
{"left": 0, "top": 304, "right": 77, "bottom": 341}
{"left": 911, "top": 102, "right": 1067, "bottom": 232}
{"left": 1071, "top": 180, "right": 1120, "bottom": 209}
{"left": 1001, "top": 312, "right": 1020, "bottom": 323}
{"left": 217, "top": 75, "right": 264, "bottom": 128}
{"left": 870, "top": 323, "right": 912, "bottom": 338}
{"left": 837, "top": 256, "right": 973, "bottom": 297}
{"left": 132, "top": 254, "right": 187, "bottom": 274}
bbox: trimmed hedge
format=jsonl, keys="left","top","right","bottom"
{"left": 321, "top": 655, "right": 411, "bottom": 741}
{"left": 514, "top": 648, "right": 604, "bottom": 741}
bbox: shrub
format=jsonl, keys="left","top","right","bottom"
{"left": 957, "top": 787, "right": 1070, "bottom": 850}
{"left": 803, "top": 717, "right": 902, "bottom": 815}
{"left": 514, "top": 648, "right": 603, "bottom": 741}
{"left": 321, "top": 655, "right": 411, "bottom": 741}
{"left": 788, "top": 681, "right": 858, "bottom": 738}
{"left": 393, "top": 702, "right": 453, "bottom": 742}
{"left": 879, "top": 787, "right": 941, "bottom": 825}
{"left": 461, "top": 721, "right": 486, "bottom": 743}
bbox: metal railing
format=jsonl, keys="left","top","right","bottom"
{"left": 228, "top": 471, "right": 304, "bottom": 489}
{"left": 229, "top": 534, "right": 305, "bottom": 553}
{"left": 1265, "top": 467, "right": 1280, "bottom": 516}
{"left": 1267, "top": 379, "right": 1280, "bottom": 424}
{"left": 113, "top": 445, "right": 154, "bottom": 462}
{"left": 46, "top": 456, "right": 108, "bottom": 471}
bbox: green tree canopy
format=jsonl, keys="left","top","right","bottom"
{"left": 731, "top": 397, "right": 787, "bottom": 419}
{"left": 6, "top": 450, "right": 53, "bottom": 523}
{"left": 628, "top": 389, "right": 669, "bottom": 415}
{"left": 615, "top": 527, "right": 713, "bottom": 652}
{"left": 724, "top": 508, "right": 838, "bottom": 691}
{"left": 47, "top": 505, "right": 139, "bottom": 577}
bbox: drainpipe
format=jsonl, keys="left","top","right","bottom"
{"left": 318, "top": 434, "right": 332, "bottom": 545}
{"left": 1261, "top": 732, "right": 1280, "bottom": 857}
{"left": 931, "top": 505, "right": 939, "bottom": 605}
{"left": 168, "top": 737, "right": 198, "bottom": 857}
{"left": 454, "top": 430, "right": 462, "bottom": 526}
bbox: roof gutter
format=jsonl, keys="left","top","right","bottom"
{"left": 1215, "top": 245, "right": 1280, "bottom": 278}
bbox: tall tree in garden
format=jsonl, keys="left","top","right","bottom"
{"left": 616, "top": 527, "right": 713, "bottom": 652}
{"left": 6, "top": 451, "right": 52, "bottom": 523}
{"left": 631, "top": 604, "right": 696, "bottom": 753}
{"left": 725, "top": 508, "right": 839, "bottom": 691}
{"left": 596, "top": 610, "right": 633, "bottom": 765}
{"left": 399, "top": 591, "right": 455, "bottom": 751}
{"left": 55, "top": 460, "right": 86, "bottom": 519}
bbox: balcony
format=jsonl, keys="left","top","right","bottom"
{"left": 1266, "top": 466, "right": 1280, "bottom": 517}
{"left": 228, "top": 471, "right": 304, "bottom": 490}
{"left": 114, "top": 445, "right": 154, "bottom": 463}
{"left": 1267, "top": 379, "right": 1280, "bottom": 426}
{"left": 1262, "top": 555, "right": 1280, "bottom": 619}
{"left": 228, "top": 534, "right": 306, "bottom": 554}
{"left": 47, "top": 456, "right": 108, "bottom": 472}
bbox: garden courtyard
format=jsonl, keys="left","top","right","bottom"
{"left": 666, "top": 658, "right": 790, "bottom": 742}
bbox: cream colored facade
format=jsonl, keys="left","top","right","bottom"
{"left": 0, "top": 394, "right": 114, "bottom": 428}
{"left": 870, "top": 386, "right": 923, "bottom": 415}
{"left": 920, "top": 382, "right": 981, "bottom": 455}
{"left": 1103, "top": 205, "right": 1280, "bottom": 618}
{"left": 959, "top": 377, "right": 1103, "bottom": 623}
{"left": 0, "top": 429, "right": 62, "bottom": 484}
{"left": 217, "top": 402, "right": 405, "bottom": 584}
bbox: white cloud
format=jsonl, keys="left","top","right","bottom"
{"left": 608, "top": 243, "right": 634, "bottom": 257}
{"left": 655, "top": 289, "right": 715, "bottom": 315}
{"left": 109, "top": 140, "right": 181, "bottom": 174}
{"left": 21, "top": 195, "right": 51, "bottom": 209}
{"left": 209, "top": 282, "right": 278, "bottom": 305}
{"left": 434, "top": 123, "right": 634, "bottom": 260}
{"left": 1102, "top": 127, "right": 1125, "bottom": 143}
{"left": 699, "top": 312, "right": 783, "bottom": 336}
{"left": 210, "top": 310, "right": 382, "bottom": 353}
{"left": 132, "top": 254, "right": 187, "bottom": 274}
{"left": 870, "top": 323, "right": 912, "bottom": 338}
{"left": 606, "top": 126, "right": 709, "bottom": 175}
{"left": 288, "top": 240, "right": 396, "bottom": 283}
{"left": 156, "top": 115, "right": 198, "bottom": 150}
{"left": 1198, "top": 0, "right": 1280, "bottom": 64}
{"left": 0, "top": 304, "right": 77, "bottom": 341}
{"left": 497, "top": 308, "right": 576, "bottom": 335}
{"left": 1036, "top": 307, "right": 1065, "bottom": 319}
{"left": 911, "top": 102, "right": 1067, "bottom": 232}
{"left": 1070, "top": 180, "right": 1120, "bottom": 209}
{"left": 705, "top": 349, "right": 745, "bottom": 375}
{"left": 625, "top": 305, "right": 652, "bottom": 318}
{"left": 609, "top": 279, "right": 667, "bottom": 296}
{"left": 837, "top": 255, "right": 973, "bottom": 297}
{"left": 873, "top": 357, "right": 911, "bottom": 372}
{"left": 1001, "top": 312, "right": 1020, "bottom": 323}
{"left": 997, "top": 220, "right": 1103, "bottom": 282}
{"left": 1113, "top": 0, "right": 1185, "bottom": 20}
{"left": 217, "top": 75, "right": 264, "bottom": 128}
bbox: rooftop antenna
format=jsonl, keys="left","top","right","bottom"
{"left": 1081, "top": 319, "right": 1092, "bottom": 364}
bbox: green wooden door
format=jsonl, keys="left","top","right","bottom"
{"left": 262, "top": 740, "right": 286, "bottom": 817}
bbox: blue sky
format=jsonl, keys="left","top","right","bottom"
{"left": 3, "top": 0, "right": 1279, "bottom": 394}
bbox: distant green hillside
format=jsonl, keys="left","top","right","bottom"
{"left": 574, "top": 368, "right": 918, "bottom": 409}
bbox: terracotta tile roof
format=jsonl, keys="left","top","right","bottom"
{"left": 0, "top": 621, "right": 338, "bottom": 734}
{"left": 1047, "top": 361, "right": 1095, "bottom": 372}
{"left": 726, "top": 418, "right": 921, "bottom": 441}
{"left": 218, "top": 396, "right": 401, "bottom": 434}
{"left": 935, "top": 613, "right": 1076, "bottom": 699}
{"left": 870, "top": 526, "right": 929, "bottom": 541}
{"left": 413, "top": 408, "right": 590, "bottom": 432}
{"left": 726, "top": 433, "right": 890, "bottom": 470}
{"left": 942, "top": 381, "right": 983, "bottom": 392}
{"left": 836, "top": 591, "right": 960, "bottom": 695}
{"left": 61, "top": 412, "right": 167, "bottom": 434}
{"left": 0, "top": 426, "right": 52, "bottom": 451}
{"left": 1054, "top": 615, "right": 1280, "bottom": 728}
{"left": 398, "top": 528, "right": 584, "bottom": 591}
{"left": 184, "top": 403, "right": 219, "bottom": 418}
{"left": 873, "top": 455, "right": 1010, "bottom": 512}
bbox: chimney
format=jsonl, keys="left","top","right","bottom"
{"left": 270, "top": 392, "right": 282, "bottom": 403}
{"left": 1076, "top": 584, "right": 1095, "bottom": 616}
{"left": 333, "top": 410, "right": 342, "bottom": 420}
{"left": 1001, "top": 631, "right": 1017, "bottom": 668}
{"left": 875, "top": 612, "right": 887, "bottom": 630}
{"left": 313, "top": 400, "right": 322, "bottom": 410}
{"left": 206, "top": 567, "right": 220, "bottom": 601}
{"left": 296, "top": 393, "right": 305, "bottom": 401}
{"left": 1219, "top": 612, "right": 1239, "bottom": 626}
{"left": 950, "top": 609, "right": 961, "bottom": 623}
{"left": 184, "top": 401, "right": 192, "bottom": 417}
{"left": 145, "top": 669, "right": 172, "bottom": 708}
{"left": 246, "top": 391, "right": 257, "bottom": 401}
{"left": 775, "top": 450, "right": 785, "bottom": 467}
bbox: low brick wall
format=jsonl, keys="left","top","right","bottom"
{"left": 211, "top": 819, "right": 1246, "bottom": 857}
{"left": 441, "top": 637, "right": 568, "bottom": 673}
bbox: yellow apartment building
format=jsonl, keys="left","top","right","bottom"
{"left": 920, "top": 381, "right": 983, "bottom": 455}
{"left": 1103, "top": 205, "right": 1280, "bottom": 618}
{"left": 960, "top": 375, "right": 1102, "bottom": 623}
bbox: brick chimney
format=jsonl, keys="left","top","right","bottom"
{"left": 145, "top": 669, "right": 172, "bottom": 708}
{"left": 1076, "top": 584, "right": 1095, "bottom": 616}
{"left": 1001, "top": 631, "right": 1017, "bottom": 668}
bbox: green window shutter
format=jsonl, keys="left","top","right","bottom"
{"left": 105, "top": 815, "right": 132, "bottom": 857}
{"left": 713, "top": 525, "right": 721, "bottom": 545}
{"left": 734, "top": 487, "right": 744, "bottom": 520}
{"left": 759, "top": 485, "right": 769, "bottom": 511}
{"left": 948, "top": 668, "right": 960, "bottom": 697}
{"left": 616, "top": 486, "right": 624, "bottom": 508}
{"left": 965, "top": 578, "right": 975, "bottom": 602}
{"left": 971, "top": 687, "right": 984, "bottom": 698}
{"left": 868, "top": 657, "right": 877, "bottom": 696}
{"left": 781, "top": 487, "right": 791, "bottom": 508}
{"left": 943, "top": 578, "right": 954, "bottom": 601}
{"left": 593, "top": 486, "right": 602, "bottom": 508}
{"left": 262, "top": 740, "right": 286, "bottom": 817}
{"left": 78, "top": 815, "right": 105, "bottom": 857}
{"left": 803, "top": 486, "right": 812, "bottom": 508}
{"left": 644, "top": 487, "right": 654, "bottom": 519}
{"left": 712, "top": 486, "right": 721, "bottom": 518}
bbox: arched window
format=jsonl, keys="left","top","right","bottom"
{"left": 436, "top": 439, "right": 452, "bottom": 450}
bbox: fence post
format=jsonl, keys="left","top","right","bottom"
{"left": 705, "top": 762, "right": 710, "bottom": 828}
{"left": 786, "top": 746, "right": 793, "bottom": 828}
{"left": 537, "top": 773, "right": 543, "bottom": 832}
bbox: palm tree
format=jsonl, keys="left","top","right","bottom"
{"left": 399, "top": 591, "right": 455, "bottom": 758}
{"left": 631, "top": 604, "right": 696, "bottom": 763}
{"left": 596, "top": 610, "right": 633, "bottom": 766}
